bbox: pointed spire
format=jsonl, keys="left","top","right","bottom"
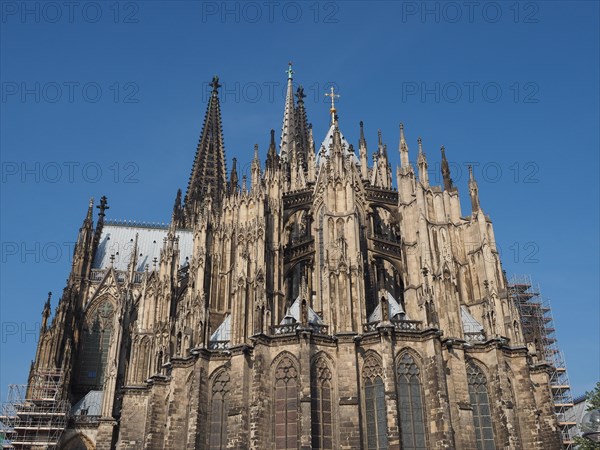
{"left": 468, "top": 165, "right": 480, "bottom": 213}
{"left": 280, "top": 62, "right": 296, "bottom": 162}
{"left": 251, "top": 144, "right": 261, "bottom": 188}
{"left": 417, "top": 138, "right": 429, "bottom": 186}
{"left": 399, "top": 123, "right": 410, "bottom": 168}
{"left": 294, "top": 86, "right": 310, "bottom": 167}
{"left": 359, "top": 121, "right": 366, "bottom": 148}
{"left": 378, "top": 129, "right": 383, "bottom": 149}
{"left": 324, "top": 86, "right": 340, "bottom": 125}
{"left": 184, "top": 75, "right": 227, "bottom": 218}
{"left": 266, "top": 129, "right": 278, "bottom": 172}
{"left": 229, "top": 157, "right": 239, "bottom": 195}
{"left": 441, "top": 145, "right": 453, "bottom": 191}
{"left": 41, "top": 292, "right": 51, "bottom": 331}
{"left": 172, "top": 189, "right": 184, "bottom": 227}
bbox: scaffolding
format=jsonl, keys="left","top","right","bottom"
{"left": 508, "top": 275, "right": 575, "bottom": 450}
{"left": 0, "top": 369, "right": 69, "bottom": 449}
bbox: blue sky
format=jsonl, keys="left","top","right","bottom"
{"left": 1, "top": 1, "right": 598, "bottom": 399}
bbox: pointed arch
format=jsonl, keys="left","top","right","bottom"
{"left": 467, "top": 360, "right": 496, "bottom": 450}
{"left": 76, "top": 296, "right": 116, "bottom": 390}
{"left": 396, "top": 352, "right": 427, "bottom": 450}
{"left": 208, "top": 368, "right": 230, "bottom": 449}
{"left": 311, "top": 354, "right": 334, "bottom": 449}
{"left": 362, "top": 352, "right": 388, "bottom": 450}
{"left": 273, "top": 354, "right": 299, "bottom": 449}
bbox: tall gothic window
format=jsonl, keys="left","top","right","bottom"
{"left": 311, "top": 357, "right": 333, "bottom": 449}
{"left": 275, "top": 357, "right": 298, "bottom": 449}
{"left": 363, "top": 356, "right": 388, "bottom": 450}
{"left": 467, "top": 361, "right": 496, "bottom": 450}
{"left": 396, "top": 353, "right": 426, "bottom": 450}
{"left": 209, "top": 370, "right": 230, "bottom": 449}
{"left": 77, "top": 299, "right": 114, "bottom": 390}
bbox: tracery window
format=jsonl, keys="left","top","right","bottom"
{"left": 311, "top": 357, "right": 333, "bottom": 449}
{"left": 275, "top": 357, "right": 298, "bottom": 449}
{"left": 209, "top": 370, "right": 230, "bottom": 449}
{"left": 363, "top": 355, "right": 388, "bottom": 450}
{"left": 467, "top": 361, "right": 496, "bottom": 450}
{"left": 396, "top": 353, "right": 426, "bottom": 450}
{"left": 77, "top": 299, "right": 114, "bottom": 389}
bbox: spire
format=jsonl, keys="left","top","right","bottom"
{"left": 294, "top": 86, "right": 310, "bottom": 166}
{"left": 229, "top": 158, "right": 239, "bottom": 195}
{"left": 172, "top": 189, "right": 184, "bottom": 227}
{"left": 325, "top": 86, "right": 340, "bottom": 125}
{"left": 468, "top": 165, "right": 480, "bottom": 213}
{"left": 441, "top": 145, "right": 453, "bottom": 191}
{"left": 41, "top": 292, "right": 51, "bottom": 331}
{"left": 266, "top": 129, "right": 279, "bottom": 172}
{"left": 399, "top": 123, "right": 410, "bottom": 168}
{"left": 251, "top": 144, "right": 261, "bottom": 188}
{"left": 280, "top": 62, "right": 296, "bottom": 162}
{"left": 417, "top": 138, "right": 429, "bottom": 186}
{"left": 359, "top": 121, "right": 367, "bottom": 148}
{"left": 92, "top": 196, "right": 109, "bottom": 251}
{"left": 184, "top": 75, "right": 227, "bottom": 218}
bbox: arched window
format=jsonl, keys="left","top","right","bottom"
{"left": 77, "top": 299, "right": 114, "bottom": 390}
{"left": 363, "top": 355, "right": 388, "bottom": 450}
{"left": 311, "top": 357, "right": 333, "bottom": 449}
{"left": 467, "top": 361, "right": 496, "bottom": 450}
{"left": 209, "top": 370, "right": 230, "bottom": 449}
{"left": 274, "top": 357, "right": 298, "bottom": 449}
{"left": 396, "top": 353, "right": 426, "bottom": 450}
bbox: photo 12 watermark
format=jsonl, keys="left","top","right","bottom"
{"left": 1, "top": 1, "right": 140, "bottom": 24}
{"left": 200, "top": 1, "right": 340, "bottom": 24}
{"left": 1, "top": 161, "right": 140, "bottom": 184}
{"left": 1, "top": 81, "right": 140, "bottom": 104}
{"left": 400, "top": 1, "right": 540, "bottom": 24}
{"left": 401, "top": 81, "right": 540, "bottom": 104}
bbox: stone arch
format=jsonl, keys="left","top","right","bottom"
{"left": 273, "top": 352, "right": 300, "bottom": 449}
{"left": 311, "top": 352, "right": 336, "bottom": 449}
{"left": 396, "top": 351, "right": 428, "bottom": 450}
{"left": 61, "top": 432, "right": 95, "bottom": 450}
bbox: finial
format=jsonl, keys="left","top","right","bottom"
{"left": 441, "top": 145, "right": 446, "bottom": 157}
{"left": 468, "top": 164, "right": 475, "bottom": 181}
{"left": 270, "top": 129, "right": 275, "bottom": 145}
{"left": 286, "top": 62, "right": 294, "bottom": 80}
{"left": 242, "top": 175, "right": 247, "bottom": 192}
{"left": 296, "top": 86, "right": 305, "bottom": 102}
{"left": 378, "top": 129, "right": 382, "bottom": 147}
{"left": 324, "top": 86, "right": 340, "bottom": 125}
{"left": 97, "top": 196, "right": 109, "bottom": 217}
{"left": 45, "top": 291, "right": 52, "bottom": 307}
{"left": 210, "top": 76, "right": 221, "bottom": 93}
{"left": 417, "top": 137, "right": 423, "bottom": 154}
{"left": 400, "top": 123, "right": 405, "bottom": 140}
{"left": 254, "top": 144, "right": 259, "bottom": 160}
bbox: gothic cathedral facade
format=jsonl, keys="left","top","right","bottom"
{"left": 30, "top": 66, "right": 562, "bottom": 449}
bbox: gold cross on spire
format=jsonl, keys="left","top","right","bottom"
{"left": 325, "top": 86, "right": 340, "bottom": 124}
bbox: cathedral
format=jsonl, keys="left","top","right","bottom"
{"left": 20, "top": 65, "right": 562, "bottom": 449}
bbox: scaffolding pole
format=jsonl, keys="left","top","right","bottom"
{"left": 0, "top": 369, "right": 69, "bottom": 449}
{"left": 508, "top": 275, "right": 575, "bottom": 450}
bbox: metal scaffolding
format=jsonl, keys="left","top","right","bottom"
{"left": 0, "top": 369, "right": 69, "bottom": 449}
{"left": 508, "top": 275, "right": 575, "bottom": 450}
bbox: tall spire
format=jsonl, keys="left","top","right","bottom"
{"left": 229, "top": 158, "right": 239, "bottom": 195}
{"left": 440, "top": 145, "right": 453, "bottom": 191}
{"left": 468, "top": 165, "right": 481, "bottom": 213}
{"left": 417, "top": 137, "right": 429, "bottom": 187}
{"left": 280, "top": 62, "right": 295, "bottom": 162}
{"left": 399, "top": 123, "right": 410, "bottom": 168}
{"left": 266, "top": 129, "right": 278, "bottom": 172}
{"left": 294, "top": 86, "right": 310, "bottom": 166}
{"left": 359, "top": 121, "right": 368, "bottom": 179}
{"left": 325, "top": 86, "right": 340, "bottom": 125}
{"left": 184, "top": 75, "right": 227, "bottom": 218}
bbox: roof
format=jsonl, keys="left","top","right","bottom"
{"left": 210, "top": 314, "right": 231, "bottom": 342}
{"left": 93, "top": 224, "right": 193, "bottom": 271}
{"left": 461, "top": 305, "right": 484, "bottom": 333}
{"left": 316, "top": 123, "right": 359, "bottom": 166}
{"left": 368, "top": 291, "right": 407, "bottom": 322}
{"left": 71, "top": 390, "right": 103, "bottom": 416}
{"left": 280, "top": 296, "right": 323, "bottom": 325}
